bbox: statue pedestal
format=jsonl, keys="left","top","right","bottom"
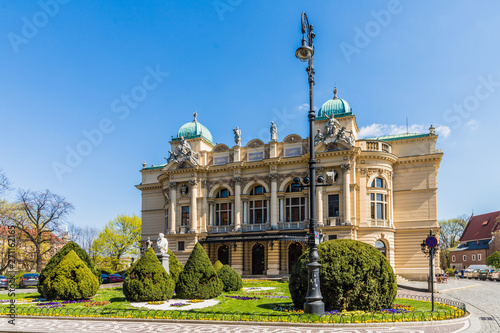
{"left": 156, "top": 253, "right": 170, "bottom": 275}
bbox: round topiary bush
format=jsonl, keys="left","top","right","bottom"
{"left": 42, "top": 250, "right": 99, "bottom": 300}
{"left": 123, "top": 248, "right": 175, "bottom": 302}
{"left": 168, "top": 249, "right": 183, "bottom": 285}
{"left": 289, "top": 239, "right": 397, "bottom": 312}
{"left": 38, "top": 241, "right": 100, "bottom": 297}
{"left": 218, "top": 265, "right": 242, "bottom": 292}
{"left": 213, "top": 260, "right": 223, "bottom": 272}
{"left": 176, "top": 243, "right": 223, "bottom": 299}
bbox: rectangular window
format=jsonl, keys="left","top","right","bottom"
{"left": 463, "top": 255, "right": 467, "bottom": 261}
{"left": 452, "top": 255, "right": 456, "bottom": 262}
{"left": 285, "top": 197, "right": 305, "bottom": 222}
{"left": 328, "top": 195, "right": 340, "bottom": 217}
{"left": 181, "top": 206, "right": 190, "bottom": 226}
{"left": 328, "top": 235, "right": 337, "bottom": 240}
{"left": 178, "top": 241, "right": 185, "bottom": 251}
{"left": 472, "top": 254, "right": 476, "bottom": 261}
{"left": 478, "top": 254, "right": 481, "bottom": 261}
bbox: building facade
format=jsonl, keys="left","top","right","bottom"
{"left": 137, "top": 89, "right": 443, "bottom": 280}
{"left": 450, "top": 211, "right": 500, "bottom": 270}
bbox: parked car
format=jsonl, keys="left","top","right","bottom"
{"left": 464, "top": 269, "right": 473, "bottom": 279}
{"left": 486, "top": 269, "right": 496, "bottom": 281}
{"left": 108, "top": 274, "right": 124, "bottom": 283}
{"left": 491, "top": 269, "right": 500, "bottom": 281}
{"left": 478, "top": 269, "right": 489, "bottom": 280}
{"left": 0, "top": 275, "right": 8, "bottom": 290}
{"left": 100, "top": 274, "right": 110, "bottom": 284}
{"left": 471, "top": 269, "right": 480, "bottom": 279}
{"left": 19, "top": 273, "right": 39, "bottom": 288}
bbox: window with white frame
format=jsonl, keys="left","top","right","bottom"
{"left": 369, "top": 177, "right": 389, "bottom": 223}
{"left": 472, "top": 254, "right": 476, "bottom": 261}
{"left": 249, "top": 185, "right": 267, "bottom": 224}
{"left": 478, "top": 253, "right": 481, "bottom": 261}
{"left": 214, "top": 189, "right": 232, "bottom": 226}
{"left": 285, "top": 183, "right": 306, "bottom": 222}
{"left": 463, "top": 255, "right": 467, "bottom": 261}
{"left": 452, "top": 255, "right": 456, "bottom": 262}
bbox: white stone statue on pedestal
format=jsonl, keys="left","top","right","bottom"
{"left": 157, "top": 233, "right": 169, "bottom": 255}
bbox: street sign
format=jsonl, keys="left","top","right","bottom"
{"left": 315, "top": 232, "right": 320, "bottom": 245}
{"left": 426, "top": 236, "right": 438, "bottom": 248}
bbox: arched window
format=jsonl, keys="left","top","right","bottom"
{"left": 214, "top": 189, "right": 231, "bottom": 226}
{"left": 375, "top": 240, "right": 386, "bottom": 257}
{"left": 249, "top": 185, "right": 267, "bottom": 224}
{"left": 285, "top": 183, "right": 306, "bottom": 222}
{"left": 371, "top": 177, "right": 384, "bottom": 188}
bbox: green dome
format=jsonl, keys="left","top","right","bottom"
{"left": 317, "top": 87, "right": 351, "bottom": 119}
{"left": 176, "top": 112, "right": 213, "bottom": 143}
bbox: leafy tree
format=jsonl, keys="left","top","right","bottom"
{"left": 91, "top": 214, "right": 141, "bottom": 270}
{"left": 486, "top": 251, "right": 500, "bottom": 269}
{"left": 439, "top": 216, "right": 468, "bottom": 249}
{"left": 5, "top": 189, "right": 73, "bottom": 272}
{"left": 42, "top": 250, "right": 99, "bottom": 300}
{"left": 289, "top": 239, "right": 397, "bottom": 312}
{"left": 176, "top": 243, "right": 223, "bottom": 299}
{"left": 38, "top": 241, "right": 100, "bottom": 297}
{"left": 123, "top": 248, "right": 175, "bottom": 301}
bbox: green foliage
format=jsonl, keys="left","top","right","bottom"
{"left": 122, "top": 248, "right": 174, "bottom": 302}
{"left": 218, "top": 265, "right": 242, "bottom": 292}
{"left": 91, "top": 214, "right": 141, "bottom": 270}
{"left": 486, "top": 251, "right": 500, "bottom": 269}
{"left": 94, "top": 255, "right": 130, "bottom": 273}
{"left": 38, "top": 241, "right": 100, "bottom": 297}
{"left": 439, "top": 216, "right": 467, "bottom": 250}
{"left": 42, "top": 250, "right": 99, "bottom": 300}
{"left": 14, "top": 272, "right": 31, "bottom": 287}
{"left": 176, "top": 243, "right": 223, "bottom": 299}
{"left": 167, "top": 249, "right": 183, "bottom": 284}
{"left": 213, "top": 260, "right": 223, "bottom": 272}
{"left": 289, "top": 239, "right": 397, "bottom": 312}
{"left": 445, "top": 268, "right": 455, "bottom": 276}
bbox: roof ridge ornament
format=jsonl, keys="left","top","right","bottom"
{"left": 193, "top": 110, "right": 198, "bottom": 122}
{"left": 333, "top": 87, "right": 338, "bottom": 100}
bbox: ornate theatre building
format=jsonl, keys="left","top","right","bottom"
{"left": 137, "top": 89, "right": 443, "bottom": 280}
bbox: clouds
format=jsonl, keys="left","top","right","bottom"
{"left": 358, "top": 123, "right": 451, "bottom": 139}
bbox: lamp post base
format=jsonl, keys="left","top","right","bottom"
{"left": 304, "top": 301, "right": 324, "bottom": 314}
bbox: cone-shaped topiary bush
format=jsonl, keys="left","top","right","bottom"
{"left": 167, "top": 249, "right": 183, "bottom": 285}
{"left": 123, "top": 248, "right": 175, "bottom": 302}
{"left": 42, "top": 250, "right": 99, "bottom": 300}
{"left": 289, "top": 239, "right": 397, "bottom": 312}
{"left": 176, "top": 243, "right": 223, "bottom": 299}
{"left": 38, "top": 241, "right": 100, "bottom": 297}
{"left": 218, "top": 265, "right": 242, "bottom": 292}
{"left": 213, "top": 260, "right": 223, "bottom": 272}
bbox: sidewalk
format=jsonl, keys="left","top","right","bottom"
{"left": 398, "top": 278, "right": 481, "bottom": 293}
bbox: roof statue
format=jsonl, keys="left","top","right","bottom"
{"left": 270, "top": 121, "right": 278, "bottom": 141}
{"left": 166, "top": 136, "right": 200, "bottom": 167}
{"left": 233, "top": 127, "right": 241, "bottom": 146}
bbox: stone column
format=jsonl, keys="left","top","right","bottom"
{"left": 342, "top": 163, "right": 351, "bottom": 224}
{"left": 317, "top": 186, "right": 324, "bottom": 227}
{"left": 209, "top": 202, "right": 214, "bottom": 226}
{"left": 233, "top": 146, "right": 241, "bottom": 162}
{"left": 270, "top": 173, "right": 278, "bottom": 230}
{"left": 201, "top": 181, "right": 208, "bottom": 232}
{"left": 269, "top": 141, "right": 278, "bottom": 158}
{"left": 168, "top": 182, "right": 177, "bottom": 234}
{"left": 242, "top": 199, "right": 248, "bottom": 225}
{"left": 190, "top": 179, "right": 198, "bottom": 233}
{"left": 279, "top": 197, "right": 284, "bottom": 222}
{"left": 231, "top": 244, "right": 243, "bottom": 275}
{"left": 234, "top": 176, "right": 242, "bottom": 231}
{"left": 266, "top": 242, "right": 280, "bottom": 276}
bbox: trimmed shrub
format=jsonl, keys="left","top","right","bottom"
{"left": 218, "top": 265, "right": 242, "bottom": 292}
{"left": 42, "top": 250, "right": 99, "bottom": 300}
{"left": 38, "top": 241, "right": 100, "bottom": 296}
{"left": 123, "top": 248, "right": 175, "bottom": 302}
{"left": 176, "top": 243, "right": 223, "bottom": 299}
{"left": 213, "top": 260, "right": 223, "bottom": 272}
{"left": 168, "top": 249, "right": 183, "bottom": 284}
{"left": 289, "top": 239, "right": 397, "bottom": 312}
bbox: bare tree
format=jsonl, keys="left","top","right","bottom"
{"left": 8, "top": 189, "right": 73, "bottom": 272}
{"left": 68, "top": 223, "right": 99, "bottom": 257}
{"left": 0, "top": 170, "right": 10, "bottom": 196}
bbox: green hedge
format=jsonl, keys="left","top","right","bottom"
{"left": 123, "top": 248, "right": 175, "bottom": 302}
{"left": 176, "top": 243, "right": 223, "bottom": 299}
{"left": 168, "top": 249, "right": 183, "bottom": 285}
{"left": 289, "top": 239, "right": 397, "bottom": 311}
{"left": 213, "top": 260, "right": 223, "bottom": 272}
{"left": 42, "top": 250, "right": 99, "bottom": 300}
{"left": 38, "top": 241, "right": 100, "bottom": 297}
{"left": 218, "top": 265, "right": 242, "bottom": 292}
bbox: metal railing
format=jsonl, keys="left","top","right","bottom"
{"left": 0, "top": 294, "right": 466, "bottom": 324}
{"left": 279, "top": 222, "right": 306, "bottom": 230}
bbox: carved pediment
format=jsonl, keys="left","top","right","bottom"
{"left": 247, "top": 139, "right": 265, "bottom": 148}
{"left": 283, "top": 134, "right": 302, "bottom": 143}
{"left": 213, "top": 144, "right": 229, "bottom": 152}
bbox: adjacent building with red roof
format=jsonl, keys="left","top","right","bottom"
{"left": 450, "top": 211, "right": 500, "bottom": 270}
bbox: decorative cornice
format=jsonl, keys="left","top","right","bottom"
{"left": 135, "top": 183, "right": 162, "bottom": 191}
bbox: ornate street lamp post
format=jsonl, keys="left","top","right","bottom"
{"left": 295, "top": 12, "right": 324, "bottom": 315}
{"left": 421, "top": 229, "right": 439, "bottom": 312}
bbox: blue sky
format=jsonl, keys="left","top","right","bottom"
{"left": 1, "top": 1, "right": 499, "bottom": 229}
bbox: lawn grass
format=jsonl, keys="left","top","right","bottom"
{"left": 0, "top": 280, "right": 465, "bottom": 323}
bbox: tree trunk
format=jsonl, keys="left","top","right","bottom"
{"left": 35, "top": 243, "right": 42, "bottom": 273}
